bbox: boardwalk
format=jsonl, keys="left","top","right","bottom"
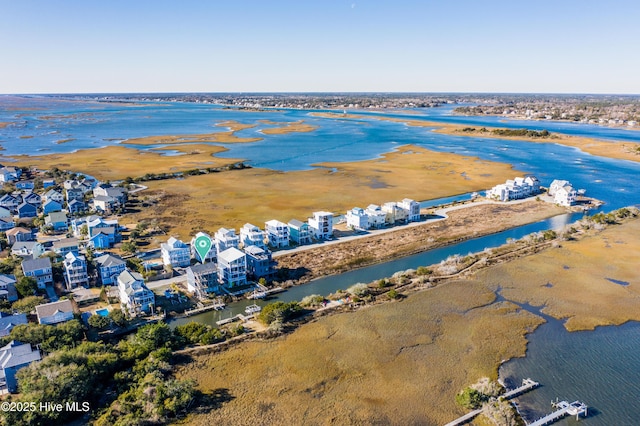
{"left": 529, "top": 400, "right": 588, "bottom": 426}
{"left": 443, "top": 378, "right": 539, "bottom": 426}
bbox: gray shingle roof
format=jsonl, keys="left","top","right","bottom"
{"left": 21, "top": 257, "right": 51, "bottom": 273}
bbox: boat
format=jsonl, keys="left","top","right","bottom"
{"left": 245, "top": 304, "right": 262, "bottom": 314}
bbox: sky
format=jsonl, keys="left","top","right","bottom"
{"left": 1, "top": 0, "right": 639, "bottom": 94}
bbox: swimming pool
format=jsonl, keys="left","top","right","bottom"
{"left": 95, "top": 308, "right": 110, "bottom": 317}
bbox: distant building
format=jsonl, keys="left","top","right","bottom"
{"left": 117, "top": 270, "right": 155, "bottom": 315}
{"left": 244, "top": 245, "right": 276, "bottom": 281}
{"left": 551, "top": 182, "right": 577, "bottom": 207}
{"left": 486, "top": 175, "right": 541, "bottom": 202}
{"left": 214, "top": 227, "right": 240, "bottom": 254}
{"left": 43, "top": 189, "right": 64, "bottom": 204}
{"left": 308, "top": 211, "right": 333, "bottom": 240}
{"left": 42, "top": 199, "right": 63, "bottom": 215}
{"left": 288, "top": 219, "right": 311, "bottom": 245}
{"left": 35, "top": 299, "right": 75, "bottom": 325}
{"left": 63, "top": 252, "right": 88, "bottom": 290}
{"left": 217, "top": 247, "right": 247, "bottom": 288}
{"left": 15, "top": 181, "right": 34, "bottom": 191}
{"left": 0, "top": 217, "right": 14, "bottom": 232}
{"left": 95, "top": 253, "right": 127, "bottom": 286}
{"left": 240, "top": 223, "right": 266, "bottom": 249}
{"left": 161, "top": 237, "right": 190, "bottom": 268}
{"left": 21, "top": 257, "right": 53, "bottom": 289}
{"left": 186, "top": 262, "right": 219, "bottom": 299}
{"left": 67, "top": 199, "right": 86, "bottom": 215}
{"left": 15, "top": 202, "right": 37, "bottom": 219}
{"left": 22, "top": 192, "right": 41, "bottom": 208}
{"left": 0, "top": 341, "right": 41, "bottom": 393}
{"left": 265, "top": 219, "right": 289, "bottom": 248}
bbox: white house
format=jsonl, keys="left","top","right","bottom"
{"left": 548, "top": 179, "right": 570, "bottom": 196}
{"left": 554, "top": 184, "right": 577, "bottom": 206}
{"left": 117, "top": 269, "right": 155, "bottom": 315}
{"left": 398, "top": 198, "right": 421, "bottom": 222}
{"left": 265, "top": 219, "right": 289, "bottom": 248}
{"left": 63, "top": 252, "right": 88, "bottom": 290}
{"left": 215, "top": 227, "right": 240, "bottom": 254}
{"left": 346, "top": 207, "right": 369, "bottom": 231}
{"left": 161, "top": 237, "right": 190, "bottom": 268}
{"left": 486, "top": 175, "right": 540, "bottom": 202}
{"left": 365, "top": 204, "right": 387, "bottom": 229}
{"left": 217, "top": 247, "right": 247, "bottom": 288}
{"left": 308, "top": 211, "right": 333, "bottom": 240}
{"left": 240, "top": 223, "right": 266, "bottom": 249}
{"left": 190, "top": 232, "right": 216, "bottom": 263}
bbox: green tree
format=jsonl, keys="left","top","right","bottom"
{"left": 121, "top": 241, "right": 137, "bottom": 254}
{"left": 11, "top": 295, "right": 46, "bottom": 314}
{"left": 15, "top": 276, "right": 38, "bottom": 297}
{"left": 455, "top": 387, "right": 486, "bottom": 409}
{"left": 257, "top": 301, "right": 301, "bottom": 325}
{"left": 88, "top": 314, "right": 111, "bottom": 330}
{"left": 108, "top": 309, "right": 128, "bottom": 327}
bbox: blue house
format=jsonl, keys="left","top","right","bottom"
{"left": 16, "top": 202, "right": 37, "bottom": 219}
{"left": 15, "top": 181, "right": 34, "bottom": 190}
{"left": 0, "top": 217, "right": 15, "bottom": 232}
{"left": 45, "top": 211, "right": 69, "bottom": 232}
{"left": 0, "top": 341, "right": 42, "bottom": 393}
{"left": 42, "top": 179, "right": 55, "bottom": 189}
{"left": 90, "top": 231, "right": 112, "bottom": 249}
{"left": 23, "top": 192, "right": 42, "bottom": 208}
{"left": 43, "top": 200, "right": 63, "bottom": 215}
{"left": 67, "top": 199, "right": 86, "bottom": 215}
{"left": 0, "top": 313, "right": 27, "bottom": 337}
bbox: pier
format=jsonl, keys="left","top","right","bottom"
{"left": 444, "top": 378, "right": 539, "bottom": 426}
{"left": 182, "top": 302, "right": 226, "bottom": 317}
{"left": 529, "top": 400, "right": 588, "bottom": 426}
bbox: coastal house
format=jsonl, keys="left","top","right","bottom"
{"left": 95, "top": 253, "right": 127, "bottom": 286}
{"left": 548, "top": 179, "right": 570, "bottom": 196}
{"left": 288, "top": 219, "right": 311, "bottom": 245}
{"left": 365, "top": 204, "right": 387, "bottom": 229}
{"left": 42, "top": 199, "right": 63, "bottom": 215}
{"left": 308, "top": 211, "right": 333, "bottom": 240}
{"left": 45, "top": 211, "right": 69, "bottom": 232}
{"left": 93, "top": 185, "right": 127, "bottom": 206}
{"left": 92, "top": 195, "right": 117, "bottom": 213}
{"left": 63, "top": 252, "right": 88, "bottom": 290}
{"left": 244, "top": 245, "right": 276, "bottom": 281}
{"left": 67, "top": 199, "right": 86, "bottom": 215}
{"left": 161, "top": 236, "right": 190, "bottom": 268}
{"left": 52, "top": 238, "right": 80, "bottom": 257}
{"left": 0, "top": 341, "right": 41, "bottom": 394}
{"left": 486, "top": 175, "right": 541, "bottom": 202}
{"left": 11, "top": 241, "right": 45, "bottom": 258}
{"left": 398, "top": 198, "right": 421, "bottom": 222}
{"left": 117, "top": 269, "right": 155, "bottom": 315}
{"left": 190, "top": 232, "right": 216, "bottom": 263}
{"left": 66, "top": 187, "right": 84, "bottom": 203}
{"left": 0, "top": 168, "right": 18, "bottom": 184}
{"left": 0, "top": 207, "right": 10, "bottom": 218}
{"left": 0, "top": 194, "right": 21, "bottom": 213}
{"left": 346, "top": 207, "right": 369, "bottom": 231}
{"left": 554, "top": 184, "right": 577, "bottom": 207}
{"left": 6, "top": 227, "right": 33, "bottom": 245}
{"left": 74, "top": 216, "right": 120, "bottom": 248}
{"left": 15, "top": 202, "right": 37, "bottom": 219}
{"left": 43, "top": 189, "right": 64, "bottom": 204}
{"left": 265, "top": 219, "right": 289, "bottom": 248}
{"left": 0, "top": 313, "right": 27, "bottom": 337}
{"left": 0, "top": 275, "right": 18, "bottom": 303}
{"left": 217, "top": 247, "right": 247, "bottom": 288}
{"left": 89, "top": 231, "right": 112, "bottom": 250}
{"left": 215, "top": 227, "right": 240, "bottom": 254}
{"left": 186, "top": 262, "right": 219, "bottom": 299}
{"left": 15, "top": 181, "right": 34, "bottom": 191}
{"left": 0, "top": 217, "right": 14, "bottom": 232}
{"left": 22, "top": 192, "right": 42, "bottom": 208}
{"left": 21, "top": 257, "right": 53, "bottom": 289}
{"left": 35, "top": 299, "right": 75, "bottom": 325}
{"left": 240, "top": 223, "right": 267, "bottom": 249}
{"left": 42, "top": 179, "right": 55, "bottom": 189}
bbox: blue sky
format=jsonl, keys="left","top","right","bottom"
{"left": 1, "top": 0, "right": 639, "bottom": 94}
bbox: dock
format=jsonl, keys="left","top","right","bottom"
{"left": 444, "top": 378, "right": 539, "bottom": 426}
{"left": 182, "top": 302, "right": 226, "bottom": 317}
{"left": 529, "top": 400, "right": 588, "bottom": 426}
{"left": 216, "top": 313, "right": 252, "bottom": 326}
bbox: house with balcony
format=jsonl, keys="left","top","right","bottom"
{"left": 15, "top": 202, "right": 37, "bottom": 219}
{"left": 35, "top": 299, "right": 75, "bottom": 325}
{"left": 15, "top": 180, "right": 34, "bottom": 191}
{"left": 52, "top": 238, "right": 80, "bottom": 258}
{"left": 92, "top": 195, "right": 117, "bottom": 213}
{"left": 21, "top": 257, "right": 52, "bottom": 289}
{"left": 0, "top": 275, "right": 18, "bottom": 303}
{"left": 186, "top": 262, "right": 219, "bottom": 299}
{"left": 346, "top": 207, "right": 369, "bottom": 231}
{"left": 0, "top": 341, "right": 41, "bottom": 393}
{"left": 6, "top": 227, "right": 34, "bottom": 245}
{"left": 23, "top": 192, "right": 41, "bottom": 208}
{"left": 265, "top": 219, "right": 289, "bottom": 248}
{"left": 215, "top": 227, "right": 240, "bottom": 254}
{"left": 42, "top": 199, "right": 63, "bottom": 215}
{"left": 45, "top": 211, "right": 69, "bottom": 232}
{"left": 63, "top": 252, "right": 88, "bottom": 290}
{"left": 398, "top": 198, "right": 421, "bottom": 222}
{"left": 190, "top": 232, "right": 216, "bottom": 263}
{"left": 244, "top": 245, "right": 276, "bottom": 281}
{"left": 0, "top": 217, "right": 13, "bottom": 232}
{"left": 308, "top": 211, "right": 333, "bottom": 240}
{"left": 240, "top": 223, "right": 266, "bottom": 249}
{"left": 43, "top": 189, "right": 64, "bottom": 204}
{"left": 288, "top": 219, "right": 312, "bottom": 245}
{"left": 161, "top": 237, "right": 190, "bottom": 268}
{"left": 486, "top": 175, "right": 541, "bottom": 202}
{"left": 67, "top": 199, "right": 86, "bottom": 215}
{"left": 217, "top": 247, "right": 247, "bottom": 288}
{"left": 66, "top": 187, "right": 84, "bottom": 203}
{"left": 95, "top": 253, "right": 127, "bottom": 286}
{"left": 0, "top": 194, "right": 20, "bottom": 214}
{"left": 365, "top": 204, "right": 387, "bottom": 229}
{"left": 11, "top": 241, "right": 44, "bottom": 258}
{"left": 549, "top": 180, "right": 578, "bottom": 207}
{"left": 93, "top": 185, "right": 127, "bottom": 206}
{"left": 117, "top": 269, "right": 155, "bottom": 315}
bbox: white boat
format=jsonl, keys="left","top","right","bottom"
{"left": 245, "top": 304, "right": 262, "bottom": 314}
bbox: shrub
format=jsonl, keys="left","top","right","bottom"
{"left": 387, "top": 289, "right": 399, "bottom": 299}
{"left": 257, "top": 301, "right": 301, "bottom": 325}
{"left": 455, "top": 387, "right": 485, "bottom": 409}
{"left": 347, "top": 283, "right": 369, "bottom": 297}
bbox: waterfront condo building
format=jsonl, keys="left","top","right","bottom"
{"left": 398, "top": 198, "right": 421, "bottom": 222}
{"left": 186, "top": 262, "right": 219, "bottom": 299}
{"left": 265, "top": 219, "right": 290, "bottom": 248}
{"left": 117, "top": 269, "right": 155, "bottom": 315}
{"left": 217, "top": 247, "right": 247, "bottom": 288}
{"left": 240, "top": 223, "right": 267, "bottom": 249}
{"left": 365, "top": 204, "right": 387, "bottom": 229}
{"left": 215, "top": 227, "right": 240, "bottom": 255}
{"left": 63, "top": 252, "right": 88, "bottom": 290}
{"left": 346, "top": 207, "right": 369, "bottom": 231}
{"left": 161, "top": 237, "right": 191, "bottom": 268}
{"left": 244, "top": 245, "right": 276, "bottom": 281}
{"left": 190, "top": 232, "right": 216, "bottom": 263}
{"left": 308, "top": 211, "right": 333, "bottom": 240}
{"left": 288, "top": 219, "right": 312, "bottom": 245}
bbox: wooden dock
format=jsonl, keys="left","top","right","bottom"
{"left": 182, "top": 302, "right": 226, "bottom": 317}
{"left": 443, "top": 378, "right": 539, "bottom": 426}
{"left": 529, "top": 400, "right": 588, "bottom": 426}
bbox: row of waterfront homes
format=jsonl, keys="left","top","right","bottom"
{"left": 485, "top": 175, "right": 581, "bottom": 206}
